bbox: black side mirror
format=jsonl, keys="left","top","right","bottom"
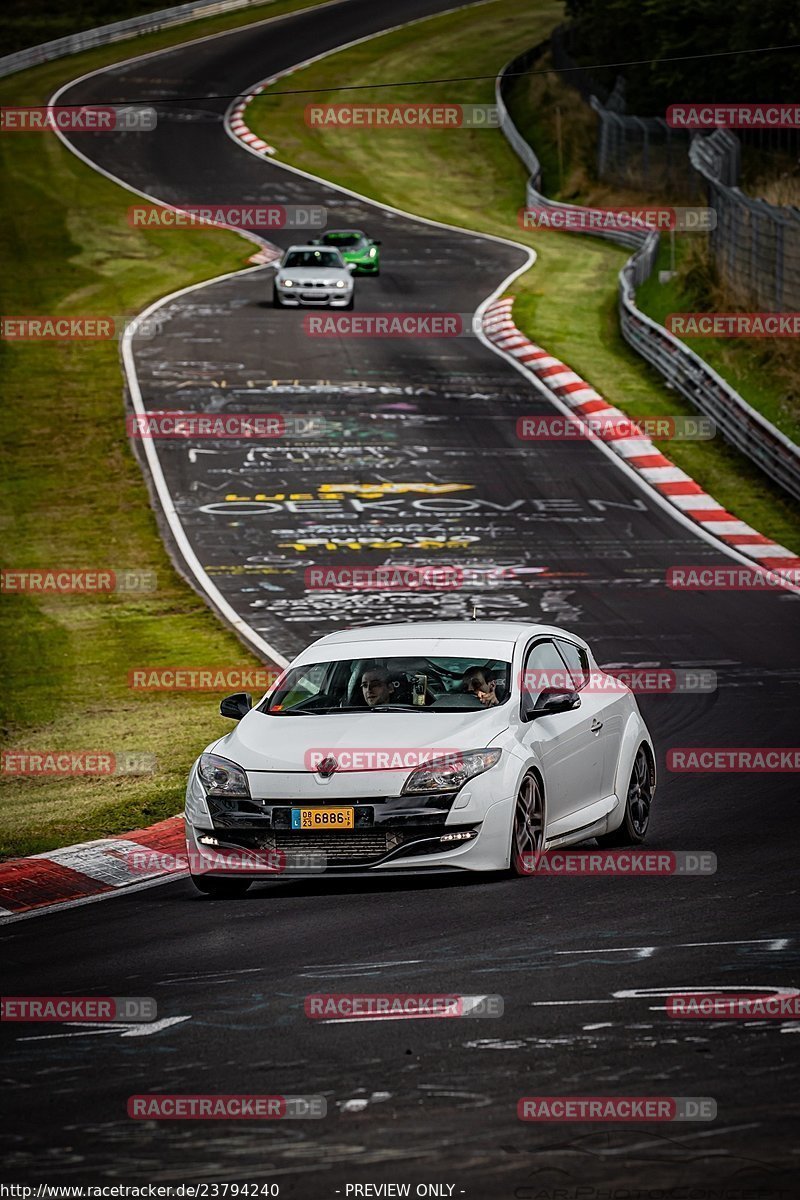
{"left": 373, "top": 239, "right": 382, "bottom": 245}
{"left": 521, "top": 688, "right": 580, "bottom": 722}
{"left": 220, "top": 692, "right": 252, "bottom": 720}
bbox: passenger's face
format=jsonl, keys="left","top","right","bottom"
{"left": 361, "top": 672, "right": 393, "bottom": 707}
{"left": 464, "top": 672, "right": 489, "bottom": 694}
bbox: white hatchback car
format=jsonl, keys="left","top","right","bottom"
{"left": 272, "top": 244, "right": 355, "bottom": 308}
{"left": 185, "top": 621, "right": 656, "bottom": 895}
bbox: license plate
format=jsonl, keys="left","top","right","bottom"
{"left": 291, "top": 807, "right": 355, "bottom": 830}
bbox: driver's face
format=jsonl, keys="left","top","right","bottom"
{"left": 361, "top": 672, "right": 393, "bottom": 707}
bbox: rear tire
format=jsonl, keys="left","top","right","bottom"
{"left": 510, "top": 772, "right": 545, "bottom": 875}
{"left": 596, "top": 745, "right": 653, "bottom": 847}
{"left": 190, "top": 875, "right": 252, "bottom": 897}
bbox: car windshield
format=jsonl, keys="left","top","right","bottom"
{"left": 260, "top": 656, "right": 512, "bottom": 714}
{"left": 283, "top": 250, "right": 343, "bottom": 269}
{"left": 323, "top": 233, "right": 364, "bottom": 248}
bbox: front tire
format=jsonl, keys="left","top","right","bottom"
{"left": 343, "top": 293, "right": 354, "bottom": 310}
{"left": 190, "top": 875, "right": 252, "bottom": 898}
{"left": 272, "top": 287, "right": 283, "bottom": 308}
{"left": 511, "top": 772, "right": 545, "bottom": 875}
{"left": 596, "top": 744, "right": 653, "bottom": 847}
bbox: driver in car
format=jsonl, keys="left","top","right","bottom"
{"left": 461, "top": 666, "right": 500, "bottom": 707}
{"left": 361, "top": 667, "right": 397, "bottom": 707}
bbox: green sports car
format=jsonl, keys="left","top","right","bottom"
{"left": 311, "top": 229, "right": 381, "bottom": 274}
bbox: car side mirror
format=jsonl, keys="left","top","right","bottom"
{"left": 521, "top": 688, "right": 580, "bottom": 721}
{"left": 220, "top": 692, "right": 252, "bottom": 720}
{"left": 346, "top": 262, "right": 357, "bottom": 273}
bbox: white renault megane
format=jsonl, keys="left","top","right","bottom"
{"left": 184, "top": 622, "right": 656, "bottom": 895}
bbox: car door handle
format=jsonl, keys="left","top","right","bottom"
{"left": 591, "top": 718, "right": 604, "bottom": 732}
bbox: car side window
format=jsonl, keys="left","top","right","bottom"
{"left": 555, "top": 639, "right": 591, "bottom": 691}
{"left": 521, "top": 640, "right": 573, "bottom": 707}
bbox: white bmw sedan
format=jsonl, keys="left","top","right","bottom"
{"left": 272, "top": 244, "right": 355, "bottom": 308}
{"left": 185, "top": 621, "right": 656, "bottom": 895}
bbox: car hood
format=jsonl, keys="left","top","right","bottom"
{"left": 211, "top": 706, "right": 511, "bottom": 773}
{"left": 277, "top": 266, "right": 349, "bottom": 280}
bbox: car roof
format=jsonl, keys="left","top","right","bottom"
{"left": 310, "top": 621, "right": 582, "bottom": 647}
{"left": 322, "top": 229, "right": 364, "bottom": 236}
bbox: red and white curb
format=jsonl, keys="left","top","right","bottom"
{"left": 483, "top": 297, "right": 800, "bottom": 582}
{"left": 247, "top": 244, "right": 282, "bottom": 266}
{"left": 228, "top": 84, "right": 277, "bottom": 156}
{"left": 0, "top": 816, "right": 186, "bottom": 918}
{"left": 227, "top": 88, "right": 283, "bottom": 267}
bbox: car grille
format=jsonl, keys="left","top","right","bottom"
{"left": 267, "top": 830, "right": 403, "bottom": 861}
{"left": 205, "top": 823, "right": 462, "bottom": 865}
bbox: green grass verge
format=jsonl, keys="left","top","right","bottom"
{"left": 0, "top": 0, "right": 333, "bottom": 859}
{"left": 247, "top": 0, "right": 800, "bottom": 554}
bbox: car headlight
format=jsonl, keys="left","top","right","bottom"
{"left": 282, "top": 278, "right": 293, "bottom": 288}
{"left": 401, "top": 748, "right": 502, "bottom": 794}
{"left": 198, "top": 752, "right": 250, "bottom": 798}
{"left": 369, "top": 247, "right": 377, "bottom": 257}
{"left": 335, "top": 280, "right": 346, "bottom": 289}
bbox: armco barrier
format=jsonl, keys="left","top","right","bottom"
{"left": 496, "top": 46, "right": 800, "bottom": 504}
{"left": 0, "top": 0, "right": 268, "bottom": 78}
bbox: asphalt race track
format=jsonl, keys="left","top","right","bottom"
{"left": 2, "top": 0, "right": 799, "bottom": 1193}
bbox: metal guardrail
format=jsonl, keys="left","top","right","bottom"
{"left": 0, "top": 0, "right": 266, "bottom": 79}
{"left": 496, "top": 47, "right": 800, "bottom": 504}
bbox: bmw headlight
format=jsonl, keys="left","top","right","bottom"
{"left": 198, "top": 752, "right": 250, "bottom": 798}
{"left": 282, "top": 278, "right": 294, "bottom": 288}
{"left": 402, "top": 748, "right": 502, "bottom": 794}
{"left": 335, "top": 280, "right": 346, "bottom": 289}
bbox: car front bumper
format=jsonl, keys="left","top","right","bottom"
{"left": 275, "top": 285, "right": 352, "bottom": 307}
{"left": 184, "top": 787, "right": 513, "bottom": 876}
{"left": 350, "top": 260, "right": 379, "bottom": 273}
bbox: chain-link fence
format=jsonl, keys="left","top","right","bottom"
{"left": 533, "top": 26, "right": 800, "bottom": 314}
{"left": 589, "top": 101, "right": 700, "bottom": 196}
{"left": 495, "top": 50, "right": 800, "bottom": 504}
{"left": 691, "top": 131, "right": 800, "bottom": 311}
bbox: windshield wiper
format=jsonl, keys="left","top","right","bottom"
{"left": 366, "top": 704, "right": 429, "bottom": 713}
{"left": 272, "top": 704, "right": 431, "bottom": 715}
{"left": 284, "top": 705, "right": 369, "bottom": 715}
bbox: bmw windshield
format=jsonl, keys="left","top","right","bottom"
{"left": 283, "top": 250, "right": 344, "bottom": 269}
{"left": 260, "top": 656, "right": 512, "bottom": 714}
{"left": 323, "top": 233, "right": 365, "bottom": 248}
